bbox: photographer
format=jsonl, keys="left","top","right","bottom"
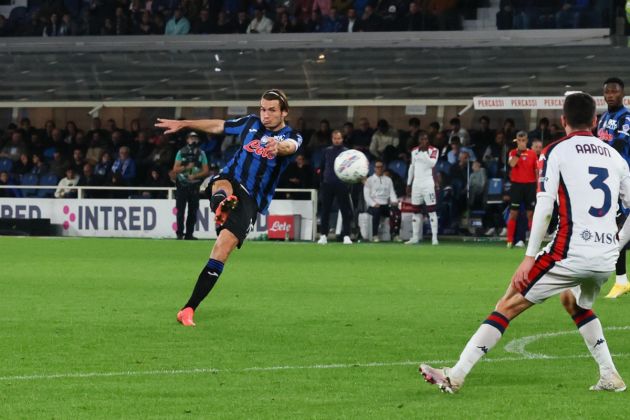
{"left": 171, "top": 132, "right": 209, "bottom": 240}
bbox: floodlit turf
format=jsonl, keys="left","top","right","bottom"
{"left": 2, "top": 237, "right": 630, "bottom": 418}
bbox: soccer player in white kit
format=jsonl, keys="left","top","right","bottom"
{"left": 420, "top": 93, "right": 630, "bottom": 393}
{"left": 406, "top": 132, "right": 439, "bottom": 245}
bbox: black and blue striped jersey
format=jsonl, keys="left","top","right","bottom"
{"left": 220, "top": 114, "right": 302, "bottom": 213}
{"left": 597, "top": 106, "right": 630, "bottom": 168}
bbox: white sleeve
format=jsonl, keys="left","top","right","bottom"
{"left": 363, "top": 178, "right": 375, "bottom": 207}
{"left": 407, "top": 154, "right": 415, "bottom": 186}
{"left": 525, "top": 195, "right": 555, "bottom": 257}
{"left": 536, "top": 149, "right": 559, "bottom": 201}
{"left": 416, "top": 149, "right": 437, "bottom": 168}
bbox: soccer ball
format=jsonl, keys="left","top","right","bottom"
{"left": 334, "top": 150, "right": 369, "bottom": 183}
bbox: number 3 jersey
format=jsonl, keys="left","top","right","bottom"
{"left": 538, "top": 131, "right": 630, "bottom": 271}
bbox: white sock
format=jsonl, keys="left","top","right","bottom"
{"left": 428, "top": 212, "right": 438, "bottom": 241}
{"left": 451, "top": 312, "right": 509, "bottom": 381}
{"left": 411, "top": 214, "right": 421, "bottom": 241}
{"left": 577, "top": 316, "right": 616, "bottom": 377}
{"left": 616, "top": 274, "right": 629, "bottom": 286}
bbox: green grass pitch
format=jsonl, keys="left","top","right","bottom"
{"left": 2, "top": 237, "right": 630, "bottom": 418}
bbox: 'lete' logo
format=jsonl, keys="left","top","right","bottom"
{"left": 269, "top": 221, "right": 291, "bottom": 232}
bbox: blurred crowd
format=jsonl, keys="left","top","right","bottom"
{"left": 0, "top": 113, "right": 567, "bottom": 235}
{"left": 0, "top": 0, "right": 610, "bottom": 37}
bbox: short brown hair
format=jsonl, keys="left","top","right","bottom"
{"left": 261, "top": 89, "right": 289, "bottom": 112}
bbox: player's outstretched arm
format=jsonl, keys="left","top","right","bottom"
{"left": 154, "top": 118, "right": 225, "bottom": 135}
{"left": 265, "top": 138, "right": 297, "bottom": 158}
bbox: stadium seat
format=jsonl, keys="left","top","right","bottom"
{"left": 37, "top": 174, "right": 58, "bottom": 198}
{"left": 387, "top": 159, "right": 407, "bottom": 180}
{"left": 486, "top": 178, "right": 504, "bottom": 204}
{"left": 0, "top": 158, "right": 13, "bottom": 173}
{"left": 20, "top": 173, "right": 39, "bottom": 197}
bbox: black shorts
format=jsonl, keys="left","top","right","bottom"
{"left": 209, "top": 174, "right": 259, "bottom": 249}
{"left": 510, "top": 182, "right": 536, "bottom": 211}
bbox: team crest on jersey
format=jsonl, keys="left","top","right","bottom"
{"left": 622, "top": 124, "right": 630, "bottom": 135}
{"left": 606, "top": 120, "right": 618, "bottom": 130}
{"left": 580, "top": 229, "right": 593, "bottom": 242}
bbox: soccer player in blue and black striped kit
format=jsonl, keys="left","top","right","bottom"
{"left": 597, "top": 77, "right": 630, "bottom": 298}
{"left": 156, "top": 89, "right": 302, "bottom": 326}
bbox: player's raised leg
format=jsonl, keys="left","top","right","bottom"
{"left": 177, "top": 180, "right": 237, "bottom": 326}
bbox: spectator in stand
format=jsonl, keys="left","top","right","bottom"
{"left": 381, "top": 3, "right": 405, "bottom": 31}
{"left": 399, "top": 117, "right": 422, "bottom": 154}
{"left": 429, "top": 0, "right": 461, "bottom": 30}
{"left": 506, "top": 131, "right": 538, "bottom": 248}
{"left": 43, "top": 13, "right": 61, "bottom": 36}
{"left": 531, "top": 138, "right": 543, "bottom": 158}
{"left": 468, "top": 160, "right": 487, "bottom": 211}
{"left": 111, "top": 146, "right": 137, "bottom": 185}
{"left": 0, "top": 131, "right": 27, "bottom": 161}
{"left": 308, "top": 119, "right": 332, "bottom": 155}
{"left": 0, "top": 171, "right": 14, "bottom": 196}
{"left": 548, "top": 123, "right": 564, "bottom": 144}
{"left": 49, "top": 150, "right": 70, "bottom": 178}
{"left": 556, "top": 0, "right": 588, "bottom": 28}
{"left": 64, "top": 121, "right": 78, "bottom": 146}
{"left": 427, "top": 121, "right": 440, "bottom": 144}
{"left": 273, "top": 11, "right": 294, "bottom": 32}
{"left": 482, "top": 131, "right": 508, "bottom": 178}
{"left": 355, "top": 4, "right": 381, "bottom": 31}
{"left": 30, "top": 154, "right": 49, "bottom": 176}
{"left": 364, "top": 159, "right": 398, "bottom": 242}
{"left": 70, "top": 148, "right": 86, "bottom": 172}
{"left": 312, "top": 0, "right": 331, "bottom": 17}
{"left": 496, "top": 1, "right": 513, "bottom": 29}
{"left": 279, "top": 154, "right": 316, "bottom": 188}
{"left": 87, "top": 117, "right": 109, "bottom": 143}
{"left": 321, "top": 8, "right": 345, "bottom": 32}
{"left": 247, "top": 7, "right": 273, "bottom": 33}
{"left": 404, "top": 1, "right": 425, "bottom": 30}
{"left": 148, "top": 133, "right": 174, "bottom": 174}
{"left": 54, "top": 167, "right": 80, "bottom": 198}
{"left": 94, "top": 151, "right": 113, "bottom": 182}
{"left": 369, "top": 119, "right": 399, "bottom": 162}
{"left": 451, "top": 134, "right": 477, "bottom": 165}
{"left": 191, "top": 8, "right": 213, "bottom": 33}
{"left": 447, "top": 117, "right": 470, "bottom": 146}
{"left": 153, "top": 12, "right": 166, "bottom": 33}
{"left": 348, "top": 117, "right": 373, "bottom": 155}
{"left": 529, "top": 117, "right": 551, "bottom": 145}
{"left": 78, "top": 163, "right": 102, "bottom": 198}
{"left": 59, "top": 13, "right": 77, "bottom": 36}
{"left": 471, "top": 115, "right": 495, "bottom": 158}
{"left": 0, "top": 15, "right": 11, "bottom": 37}
{"left": 345, "top": 8, "right": 357, "bottom": 31}
{"left": 12, "top": 153, "right": 33, "bottom": 177}
{"left": 234, "top": 11, "right": 250, "bottom": 33}
{"left": 213, "top": 11, "right": 232, "bottom": 33}
{"left": 114, "top": 6, "right": 130, "bottom": 34}
{"left": 20, "top": 118, "right": 36, "bottom": 140}
{"left": 318, "top": 130, "right": 354, "bottom": 245}
{"left": 111, "top": 129, "right": 129, "bottom": 155}
{"left": 131, "top": 130, "right": 154, "bottom": 183}
{"left": 341, "top": 121, "right": 354, "bottom": 144}
{"left": 500, "top": 118, "right": 516, "bottom": 146}
{"left": 134, "top": 11, "right": 156, "bottom": 34}
{"left": 165, "top": 8, "right": 191, "bottom": 34}
{"left": 101, "top": 17, "right": 115, "bottom": 35}
{"left": 142, "top": 167, "right": 169, "bottom": 198}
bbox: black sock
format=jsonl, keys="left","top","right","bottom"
{"left": 617, "top": 249, "right": 627, "bottom": 276}
{"left": 184, "top": 259, "right": 224, "bottom": 310}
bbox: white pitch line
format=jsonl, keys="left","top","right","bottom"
{"left": 504, "top": 326, "right": 630, "bottom": 359}
{"left": 2, "top": 353, "right": 630, "bottom": 382}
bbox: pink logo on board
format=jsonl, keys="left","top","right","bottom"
{"left": 62, "top": 205, "right": 76, "bottom": 230}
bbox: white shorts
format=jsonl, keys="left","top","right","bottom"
{"left": 522, "top": 257, "right": 611, "bottom": 309}
{"left": 411, "top": 186, "right": 436, "bottom": 207}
